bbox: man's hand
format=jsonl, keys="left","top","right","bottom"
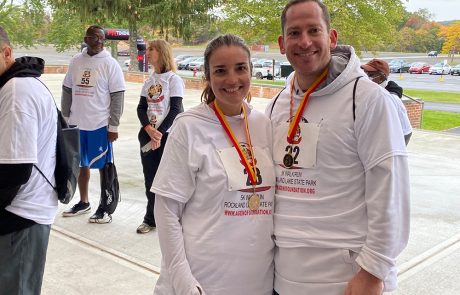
{"left": 108, "top": 131, "right": 118, "bottom": 142}
{"left": 344, "top": 269, "right": 383, "bottom": 295}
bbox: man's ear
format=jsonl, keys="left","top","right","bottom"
{"left": 2, "top": 46, "right": 13, "bottom": 64}
{"left": 329, "top": 29, "right": 338, "bottom": 49}
{"left": 278, "top": 35, "right": 286, "bottom": 54}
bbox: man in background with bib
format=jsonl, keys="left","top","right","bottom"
{"left": 61, "top": 25, "right": 125, "bottom": 223}
{"left": 266, "top": 1, "right": 410, "bottom": 294}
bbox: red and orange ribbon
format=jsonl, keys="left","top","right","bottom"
{"left": 212, "top": 101, "right": 258, "bottom": 186}
{"left": 287, "top": 69, "right": 328, "bottom": 143}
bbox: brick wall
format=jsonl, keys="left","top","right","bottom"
{"left": 403, "top": 98, "right": 424, "bottom": 129}
{"left": 44, "top": 65, "right": 68, "bottom": 74}
{"left": 45, "top": 67, "right": 424, "bottom": 128}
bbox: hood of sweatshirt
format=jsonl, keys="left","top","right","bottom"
{"left": 175, "top": 100, "right": 254, "bottom": 126}
{"left": 80, "top": 47, "right": 111, "bottom": 59}
{"left": 313, "top": 45, "right": 365, "bottom": 97}
{"left": 0, "top": 56, "right": 44, "bottom": 88}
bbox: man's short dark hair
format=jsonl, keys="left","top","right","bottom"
{"left": 86, "top": 25, "right": 104, "bottom": 35}
{"left": 281, "top": 0, "right": 331, "bottom": 34}
{"left": 0, "top": 26, "right": 11, "bottom": 47}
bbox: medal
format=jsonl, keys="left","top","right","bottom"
{"left": 212, "top": 101, "right": 259, "bottom": 193}
{"left": 248, "top": 193, "right": 261, "bottom": 210}
{"left": 283, "top": 152, "right": 294, "bottom": 168}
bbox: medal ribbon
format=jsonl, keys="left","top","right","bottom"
{"left": 212, "top": 101, "right": 258, "bottom": 186}
{"left": 287, "top": 69, "right": 328, "bottom": 143}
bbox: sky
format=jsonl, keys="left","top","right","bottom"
{"left": 403, "top": 0, "right": 460, "bottom": 22}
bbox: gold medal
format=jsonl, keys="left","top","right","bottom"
{"left": 248, "top": 193, "right": 261, "bottom": 210}
{"left": 283, "top": 152, "right": 294, "bottom": 168}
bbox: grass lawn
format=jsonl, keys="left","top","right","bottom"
{"left": 422, "top": 110, "right": 460, "bottom": 131}
{"left": 250, "top": 84, "right": 460, "bottom": 105}
{"left": 405, "top": 89, "right": 460, "bottom": 103}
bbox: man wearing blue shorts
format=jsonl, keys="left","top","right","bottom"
{"left": 61, "top": 25, "right": 125, "bottom": 223}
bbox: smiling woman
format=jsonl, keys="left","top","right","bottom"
{"left": 151, "top": 34, "right": 276, "bottom": 295}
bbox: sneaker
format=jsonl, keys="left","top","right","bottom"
{"left": 136, "top": 223, "right": 155, "bottom": 234}
{"left": 88, "top": 208, "right": 112, "bottom": 224}
{"left": 62, "top": 201, "right": 91, "bottom": 217}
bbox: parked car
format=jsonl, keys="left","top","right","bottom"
{"left": 408, "top": 62, "right": 431, "bottom": 74}
{"left": 251, "top": 60, "right": 280, "bottom": 80}
{"left": 429, "top": 63, "right": 451, "bottom": 75}
{"left": 450, "top": 64, "right": 460, "bottom": 76}
{"left": 389, "top": 60, "right": 411, "bottom": 73}
{"left": 188, "top": 57, "right": 205, "bottom": 71}
{"left": 117, "top": 49, "right": 130, "bottom": 56}
{"left": 124, "top": 59, "right": 151, "bottom": 69}
{"left": 174, "top": 54, "right": 193, "bottom": 63}
{"left": 177, "top": 56, "right": 199, "bottom": 70}
{"left": 428, "top": 50, "right": 438, "bottom": 57}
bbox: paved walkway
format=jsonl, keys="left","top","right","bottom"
{"left": 40, "top": 74, "right": 460, "bottom": 295}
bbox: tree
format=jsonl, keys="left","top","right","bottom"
{"left": 218, "top": 0, "right": 284, "bottom": 45}
{"left": 439, "top": 21, "right": 460, "bottom": 62}
{"left": 47, "top": 7, "right": 88, "bottom": 52}
{"left": 325, "top": 0, "right": 405, "bottom": 54}
{"left": 47, "top": 0, "right": 220, "bottom": 70}
{"left": 0, "top": 0, "right": 47, "bottom": 47}
{"left": 219, "top": 0, "right": 406, "bottom": 55}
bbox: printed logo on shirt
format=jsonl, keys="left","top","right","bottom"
{"left": 239, "top": 142, "right": 257, "bottom": 166}
{"left": 147, "top": 83, "right": 165, "bottom": 103}
{"left": 77, "top": 69, "right": 96, "bottom": 88}
{"left": 287, "top": 116, "right": 307, "bottom": 145}
{"left": 223, "top": 191, "right": 274, "bottom": 217}
{"left": 276, "top": 170, "right": 317, "bottom": 195}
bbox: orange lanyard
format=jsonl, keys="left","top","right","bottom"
{"left": 212, "top": 101, "right": 258, "bottom": 186}
{"left": 287, "top": 69, "right": 328, "bottom": 143}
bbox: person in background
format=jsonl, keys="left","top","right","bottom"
{"left": 152, "top": 34, "right": 275, "bottom": 294}
{"left": 136, "top": 39, "right": 184, "bottom": 234}
{"left": 0, "top": 26, "right": 58, "bottom": 294}
{"left": 361, "top": 58, "right": 412, "bottom": 145}
{"left": 267, "top": 1, "right": 410, "bottom": 294}
{"left": 61, "top": 25, "right": 125, "bottom": 223}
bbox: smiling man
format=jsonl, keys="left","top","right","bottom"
{"left": 61, "top": 25, "right": 125, "bottom": 223}
{"left": 266, "top": 1, "right": 410, "bottom": 295}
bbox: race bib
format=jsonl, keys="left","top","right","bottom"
{"left": 218, "top": 146, "right": 275, "bottom": 191}
{"left": 273, "top": 122, "right": 320, "bottom": 168}
{"left": 77, "top": 69, "right": 98, "bottom": 87}
{"left": 74, "top": 68, "right": 98, "bottom": 98}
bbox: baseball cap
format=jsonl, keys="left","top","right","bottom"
{"left": 361, "top": 59, "right": 390, "bottom": 78}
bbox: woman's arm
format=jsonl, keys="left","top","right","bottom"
{"left": 155, "top": 195, "right": 204, "bottom": 294}
{"left": 157, "top": 96, "right": 183, "bottom": 134}
{"left": 136, "top": 95, "right": 150, "bottom": 127}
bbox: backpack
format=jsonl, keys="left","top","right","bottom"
{"left": 34, "top": 79, "right": 80, "bottom": 204}
{"left": 99, "top": 153, "right": 120, "bottom": 215}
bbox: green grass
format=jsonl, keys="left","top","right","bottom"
{"left": 422, "top": 110, "right": 460, "bottom": 131}
{"left": 405, "top": 89, "right": 460, "bottom": 103}
{"left": 252, "top": 79, "right": 285, "bottom": 87}
{"left": 249, "top": 83, "right": 460, "bottom": 103}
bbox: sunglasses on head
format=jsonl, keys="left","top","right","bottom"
{"left": 85, "top": 35, "right": 105, "bottom": 43}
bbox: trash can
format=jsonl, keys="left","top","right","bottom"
{"left": 281, "top": 63, "right": 294, "bottom": 78}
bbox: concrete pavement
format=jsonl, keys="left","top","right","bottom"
{"left": 39, "top": 74, "right": 460, "bottom": 295}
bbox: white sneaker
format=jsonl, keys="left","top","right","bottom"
{"left": 136, "top": 223, "right": 155, "bottom": 234}
{"left": 88, "top": 208, "right": 112, "bottom": 224}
